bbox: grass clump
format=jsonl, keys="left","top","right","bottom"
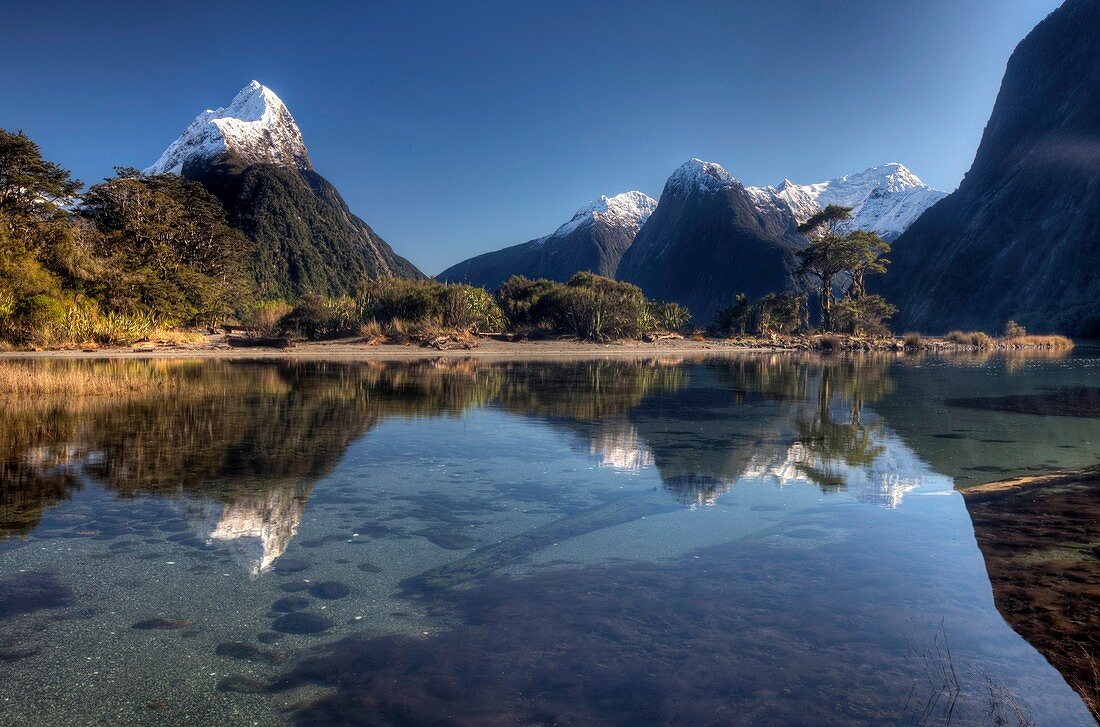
{"left": 902, "top": 332, "right": 923, "bottom": 349}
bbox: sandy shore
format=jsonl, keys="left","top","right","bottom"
{"left": 0, "top": 336, "right": 811, "bottom": 361}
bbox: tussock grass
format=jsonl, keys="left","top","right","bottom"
{"left": 1010, "top": 334, "right": 1074, "bottom": 349}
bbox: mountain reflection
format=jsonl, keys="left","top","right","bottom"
{"left": 1, "top": 355, "right": 925, "bottom": 568}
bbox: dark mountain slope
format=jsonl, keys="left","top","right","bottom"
{"left": 616, "top": 159, "right": 803, "bottom": 324}
{"left": 880, "top": 0, "right": 1100, "bottom": 335}
{"left": 189, "top": 154, "right": 423, "bottom": 299}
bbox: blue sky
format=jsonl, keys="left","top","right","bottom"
{"left": 1, "top": 0, "right": 1061, "bottom": 274}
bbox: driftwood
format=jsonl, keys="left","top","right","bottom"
{"left": 227, "top": 335, "right": 295, "bottom": 350}
{"left": 420, "top": 335, "right": 477, "bottom": 351}
{"left": 644, "top": 332, "right": 685, "bottom": 342}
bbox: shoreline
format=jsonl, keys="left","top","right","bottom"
{"left": 0, "top": 333, "right": 1076, "bottom": 361}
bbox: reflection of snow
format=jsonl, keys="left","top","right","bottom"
{"left": 589, "top": 423, "right": 654, "bottom": 473}
{"left": 743, "top": 431, "right": 950, "bottom": 509}
{"left": 190, "top": 486, "right": 307, "bottom": 577}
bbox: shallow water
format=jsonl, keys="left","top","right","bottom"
{"left": 0, "top": 352, "right": 1097, "bottom": 725}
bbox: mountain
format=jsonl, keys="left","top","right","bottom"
{"left": 749, "top": 163, "right": 946, "bottom": 242}
{"left": 436, "top": 191, "right": 656, "bottom": 288}
{"left": 879, "top": 0, "right": 1100, "bottom": 335}
{"left": 615, "top": 159, "right": 804, "bottom": 323}
{"left": 145, "top": 81, "right": 422, "bottom": 299}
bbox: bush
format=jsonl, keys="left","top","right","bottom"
{"left": 712, "top": 292, "right": 803, "bottom": 336}
{"left": 647, "top": 301, "right": 692, "bottom": 332}
{"left": 902, "top": 332, "right": 923, "bottom": 349}
{"left": 947, "top": 330, "right": 993, "bottom": 348}
{"left": 282, "top": 294, "right": 358, "bottom": 340}
{"left": 712, "top": 294, "right": 750, "bottom": 335}
{"left": 496, "top": 276, "right": 558, "bottom": 329}
{"left": 241, "top": 300, "right": 293, "bottom": 336}
{"left": 439, "top": 285, "right": 506, "bottom": 331}
{"left": 496, "top": 272, "right": 678, "bottom": 341}
{"left": 1003, "top": 320, "right": 1026, "bottom": 339}
{"left": 833, "top": 295, "right": 897, "bottom": 337}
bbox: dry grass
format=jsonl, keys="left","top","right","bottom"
{"left": 1009, "top": 334, "right": 1074, "bottom": 349}
{"left": 903, "top": 332, "right": 923, "bottom": 349}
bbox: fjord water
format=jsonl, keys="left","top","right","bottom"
{"left": 0, "top": 353, "right": 1096, "bottom": 725}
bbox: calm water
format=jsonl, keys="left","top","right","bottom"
{"left": 1, "top": 352, "right": 1098, "bottom": 725}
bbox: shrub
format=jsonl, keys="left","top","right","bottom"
{"left": 439, "top": 285, "right": 506, "bottom": 332}
{"left": 713, "top": 292, "right": 803, "bottom": 336}
{"left": 282, "top": 294, "right": 358, "bottom": 340}
{"left": 712, "top": 294, "right": 750, "bottom": 335}
{"left": 946, "top": 330, "right": 970, "bottom": 345}
{"left": 646, "top": 301, "right": 692, "bottom": 332}
{"left": 833, "top": 294, "right": 897, "bottom": 337}
{"left": 496, "top": 276, "right": 558, "bottom": 329}
{"left": 1003, "top": 320, "right": 1026, "bottom": 339}
{"left": 817, "top": 333, "right": 841, "bottom": 351}
{"left": 242, "top": 300, "right": 293, "bottom": 336}
{"left": 902, "top": 332, "right": 923, "bottom": 349}
{"left": 971, "top": 331, "right": 993, "bottom": 349}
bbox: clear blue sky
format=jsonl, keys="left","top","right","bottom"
{"left": 0, "top": 0, "right": 1061, "bottom": 274}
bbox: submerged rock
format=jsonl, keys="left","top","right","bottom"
{"left": 272, "top": 596, "right": 311, "bottom": 613}
{"left": 308, "top": 581, "right": 350, "bottom": 600}
{"left": 215, "top": 642, "right": 260, "bottom": 660}
{"left": 271, "top": 612, "right": 334, "bottom": 635}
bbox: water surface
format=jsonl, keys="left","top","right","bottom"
{"left": 0, "top": 352, "right": 1097, "bottom": 725}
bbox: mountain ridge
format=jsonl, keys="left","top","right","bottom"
{"left": 146, "top": 81, "right": 424, "bottom": 297}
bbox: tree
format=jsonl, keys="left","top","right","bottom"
{"left": 0, "top": 130, "right": 81, "bottom": 238}
{"left": 796, "top": 205, "right": 893, "bottom": 332}
{"left": 80, "top": 171, "right": 253, "bottom": 325}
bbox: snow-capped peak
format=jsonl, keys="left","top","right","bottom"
{"left": 144, "top": 81, "right": 311, "bottom": 175}
{"left": 750, "top": 162, "right": 946, "bottom": 241}
{"left": 550, "top": 191, "right": 658, "bottom": 238}
{"left": 665, "top": 158, "right": 736, "bottom": 195}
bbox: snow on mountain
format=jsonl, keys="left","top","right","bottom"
{"left": 665, "top": 158, "right": 737, "bottom": 195}
{"left": 750, "top": 163, "right": 946, "bottom": 241}
{"left": 145, "top": 81, "right": 311, "bottom": 175}
{"left": 544, "top": 190, "right": 658, "bottom": 242}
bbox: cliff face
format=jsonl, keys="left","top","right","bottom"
{"left": 880, "top": 0, "right": 1100, "bottom": 335}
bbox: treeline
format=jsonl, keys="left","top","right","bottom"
{"left": 0, "top": 130, "right": 252, "bottom": 345}
{"left": 0, "top": 129, "right": 692, "bottom": 347}
{"left": 263, "top": 272, "right": 691, "bottom": 342}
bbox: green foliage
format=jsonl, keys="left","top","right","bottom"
{"left": 241, "top": 300, "right": 294, "bottom": 336}
{"left": 0, "top": 129, "right": 81, "bottom": 235}
{"left": 833, "top": 294, "right": 897, "bottom": 337}
{"left": 496, "top": 276, "right": 558, "bottom": 329}
{"left": 80, "top": 171, "right": 253, "bottom": 326}
{"left": 282, "top": 294, "right": 358, "bottom": 340}
{"left": 712, "top": 292, "right": 804, "bottom": 336}
{"left": 494, "top": 273, "right": 682, "bottom": 340}
{"left": 795, "top": 202, "right": 893, "bottom": 334}
{"left": 646, "top": 300, "right": 692, "bottom": 332}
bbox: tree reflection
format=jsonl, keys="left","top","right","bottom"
{"left": 0, "top": 354, "right": 902, "bottom": 555}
